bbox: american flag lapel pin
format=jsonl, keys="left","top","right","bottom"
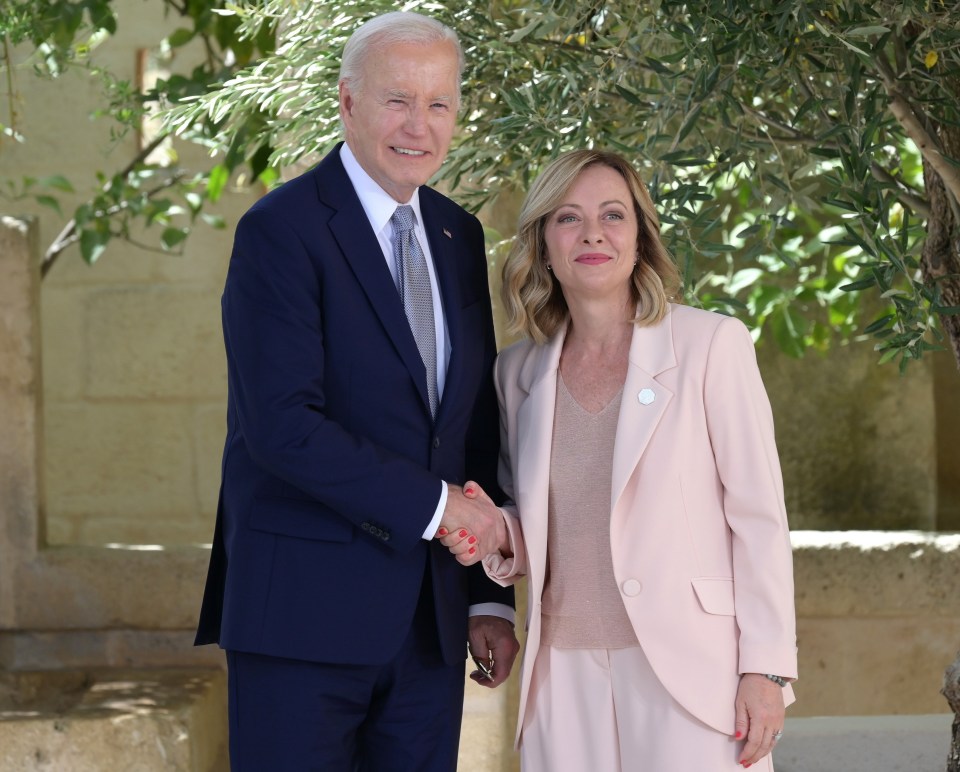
{"left": 442, "top": 228, "right": 452, "bottom": 239}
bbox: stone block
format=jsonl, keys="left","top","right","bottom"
{"left": 0, "top": 669, "right": 227, "bottom": 772}
{"left": 0, "top": 631, "right": 223, "bottom": 671}
{"left": 10, "top": 546, "right": 208, "bottom": 630}
{"left": 792, "top": 531, "right": 960, "bottom": 617}
{"left": 44, "top": 404, "right": 196, "bottom": 536}
{"left": 759, "top": 343, "right": 936, "bottom": 530}
{"left": 39, "top": 286, "right": 89, "bottom": 402}
{"left": 83, "top": 286, "right": 226, "bottom": 400}
{"left": 794, "top": 616, "right": 958, "bottom": 716}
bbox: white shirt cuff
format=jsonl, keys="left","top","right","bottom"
{"left": 421, "top": 480, "right": 448, "bottom": 540}
{"left": 468, "top": 603, "right": 515, "bottom": 625}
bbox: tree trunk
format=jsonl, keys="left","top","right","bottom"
{"left": 920, "top": 121, "right": 960, "bottom": 369}
{"left": 945, "top": 653, "right": 960, "bottom": 772}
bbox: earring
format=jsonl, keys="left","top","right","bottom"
{"left": 546, "top": 264, "right": 552, "bottom": 271}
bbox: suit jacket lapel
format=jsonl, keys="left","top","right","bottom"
{"left": 315, "top": 150, "right": 433, "bottom": 416}
{"left": 420, "top": 192, "right": 461, "bottom": 422}
{"left": 611, "top": 309, "right": 677, "bottom": 511}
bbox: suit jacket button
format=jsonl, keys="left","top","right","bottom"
{"left": 433, "top": 436, "right": 441, "bottom": 449}
{"left": 621, "top": 579, "right": 643, "bottom": 597}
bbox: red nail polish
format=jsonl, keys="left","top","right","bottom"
{"left": 735, "top": 731, "right": 743, "bottom": 739}
{"left": 469, "top": 547, "right": 476, "bottom": 554}
{"left": 437, "top": 527, "right": 448, "bottom": 536}
{"left": 459, "top": 530, "right": 467, "bottom": 538}
{"left": 468, "top": 536, "right": 477, "bottom": 544}
{"left": 465, "top": 486, "right": 475, "bottom": 494}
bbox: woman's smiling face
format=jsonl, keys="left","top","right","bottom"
{"left": 543, "top": 164, "right": 639, "bottom": 305}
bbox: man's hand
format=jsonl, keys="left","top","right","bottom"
{"left": 467, "top": 615, "right": 520, "bottom": 689}
{"left": 437, "top": 481, "right": 505, "bottom": 565}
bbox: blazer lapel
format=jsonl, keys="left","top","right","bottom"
{"left": 610, "top": 309, "right": 677, "bottom": 511}
{"left": 315, "top": 150, "right": 432, "bottom": 416}
{"left": 513, "top": 330, "right": 565, "bottom": 588}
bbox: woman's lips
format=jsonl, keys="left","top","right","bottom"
{"left": 575, "top": 254, "right": 612, "bottom": 265}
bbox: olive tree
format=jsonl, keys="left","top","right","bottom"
{"left": 165, "top": 0, "right": 960, "bottom": 372}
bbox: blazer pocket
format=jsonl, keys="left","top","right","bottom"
{"left": 248, "top": 497, "right": 354, "bottom": 543}
{"left": 691, "top": 577, "right": 736, "bottom": 616}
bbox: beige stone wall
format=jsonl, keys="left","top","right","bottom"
{"left": 758, "top": 343, "right": 938, "bottom": 531}
{"left": 3, "top": 2, "right": 256, "bottom": 545}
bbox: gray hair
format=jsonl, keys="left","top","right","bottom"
{"left": 339, "top": 12, "right": 465, "bottom": 105}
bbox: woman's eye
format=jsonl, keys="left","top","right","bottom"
{"left": 604, "top": 211, "right": 625, "bottom": 220}
{"left": 557, "top": 214, "right": 577, "bottom": 223}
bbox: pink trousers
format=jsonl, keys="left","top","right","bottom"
{"left": 519, "top": 644, "right": 775, "bottom": 772}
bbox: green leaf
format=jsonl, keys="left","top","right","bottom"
{"left": 167, "top": 27, "right": 195, "bottom": 48}
{"left": 79, "top": 229, "right": 108, "bottom": 265}
{"left": 35, "top": 195, "right": 62, "bottom": 215}
{"left": 38, "top": 174, "right": 74, "bottom": 192}
{"left": 839, "top": 277, "right": 877, "bottom": 292}
{"left": 846, "top": 26, "right": 890, "bottom": 39}
{"left": 201, "top": 213, "right": 226, "bottom": 229}
{"left": 770, "top": 305, "right": 806, "bottom": 358}
{"left": 161, "top": 227, "right": 189, "bottom": 249}
{"left": 207, "top": 164, "right": 229, "bottom": 203}
{"left": 676, "top": 104, "right": 703, "bottom": 146}
{"left": 863, "top": 314, "right": 894, "bottom": 334}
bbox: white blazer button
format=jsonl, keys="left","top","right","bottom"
{"left": 621, "top": 579, "right": 643, "bottom": 596}
{"left": 638, "top": 388, "right": 655, "bottom": 405}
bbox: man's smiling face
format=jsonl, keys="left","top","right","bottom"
{"left": 339, "top": 40, "right": 460, "bottom": 203}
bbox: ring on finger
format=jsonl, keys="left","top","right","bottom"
{"left": 772, "top": 729, "right": 784, "bottom": 741}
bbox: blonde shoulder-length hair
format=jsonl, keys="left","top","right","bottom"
{"left": 501, "top": 149, "right": 683, "bottom": 343}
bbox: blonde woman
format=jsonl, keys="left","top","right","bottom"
{"left": 443, "top": 150, "right": 797, "bottom": 771}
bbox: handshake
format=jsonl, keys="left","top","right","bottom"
{"left": 436, "top": 481, "right": 506, "bottom": 566}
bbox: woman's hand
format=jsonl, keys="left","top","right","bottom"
{"left": 734, "top": 673, "right": 786, "bottom": 767}
{"left": 436, "top": 481, "right": 503, "bottom": 565}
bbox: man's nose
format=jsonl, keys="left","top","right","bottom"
{"left": 404, "top": 105, "right": 428, "bottom": 135}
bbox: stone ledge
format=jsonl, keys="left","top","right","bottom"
{"left": 0, "top": 668, "right": 227, "bottom": 772}
{"left": 775, "top": 713, "right": 953, "bottom": 772}
{"left": 5, "top": 532, "right": 959, "bottom": 632}
{"left": 792, "top": 530, "right": 960, "bottom": 617}
{"left": 0, "top": 630, "right": 224, "bottom": 671}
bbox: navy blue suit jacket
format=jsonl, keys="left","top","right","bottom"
{"left": 196, "top": 144, "right": 513, "bottom": 666}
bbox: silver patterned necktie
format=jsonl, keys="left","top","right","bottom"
{"left": 391, "top": 205, "right": 438, "bottom": 417}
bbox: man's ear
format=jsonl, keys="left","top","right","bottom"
{"left": 338, "top": 82, "right": 353, "bottom": 119}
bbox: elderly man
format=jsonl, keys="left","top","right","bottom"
{"left": 195, "top": 11, "right": 519, "bottom": 771}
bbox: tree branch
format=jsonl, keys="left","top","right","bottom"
{"left": 40, "top": 133, "right": 171, "bottom": 278}
{"left": 870, "top": 162, "right": 931, "bottom": 218}
{"left": 874, "top": 54, "right": 960, "bottom": 207}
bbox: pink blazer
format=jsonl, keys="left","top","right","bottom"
{"left": 484, "top": 304, "right": 797, "bottom": 744}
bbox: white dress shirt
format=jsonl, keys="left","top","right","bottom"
{"left": 340, "top": 145, "right": 512, "bottom": 624}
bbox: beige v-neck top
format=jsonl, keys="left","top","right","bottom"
{"left": 540, "top": 375, "right": 640, "bottom": 649}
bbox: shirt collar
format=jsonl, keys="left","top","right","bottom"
{"left": 340, "top": 142, "right": 424, "bottom": 236}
